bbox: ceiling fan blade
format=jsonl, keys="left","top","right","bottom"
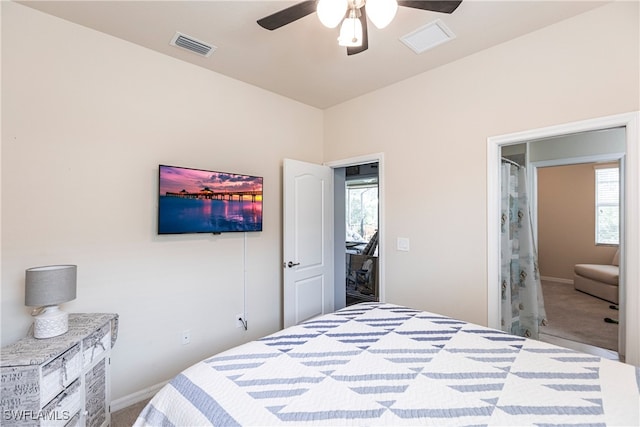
{"left": 397, "top": 0, "right": 462, "bottom": 14}
{"left": 347, "top": 6, "right": 369, "bottom": 56}
{"left": 257, "top": 1, "right": 318, "bottom": 31}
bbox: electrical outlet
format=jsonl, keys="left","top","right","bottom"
{"left": 236, "top": 314, "right": 244, "bottom": 328}
{"left": 181, "top": 330, "right": 190, "bottom": 345}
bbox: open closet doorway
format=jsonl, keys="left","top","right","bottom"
{"left": 487, "top": 112, "right": 640, "bottom": 366}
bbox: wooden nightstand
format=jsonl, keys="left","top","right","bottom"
{"left": 1, "top": 313, "right": 118, "bottom": 427}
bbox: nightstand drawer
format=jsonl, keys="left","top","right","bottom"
{"left": 82, "top": 323, "right": 110, "bottom": 367}
{"left": 41, "top": 379, "right": 81, "bottom": 427}
{"left": 63, "top": 412, "right": 81, "bottom": 427}
{"left": 41, "top": 344, "right": 82, "bottom": 404}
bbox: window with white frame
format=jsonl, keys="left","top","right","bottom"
{"left": 595, "top": 165, "right": 619, "bottom": 245}
{"left": 346, "top": 181, "right": 378, "bottom": 244}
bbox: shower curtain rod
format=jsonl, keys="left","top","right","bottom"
{"left": 501, "top": 157, "right": 522, "bottom": 168}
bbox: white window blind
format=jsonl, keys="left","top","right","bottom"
{"left": 595, "top": 166, "right": 619, "bottom": 245}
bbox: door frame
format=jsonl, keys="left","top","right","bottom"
{"left": 325, "top": 153, "right": 386, "bottom": 305}
{"left": 487, "top": 112, "right": 639, "bottom": 365}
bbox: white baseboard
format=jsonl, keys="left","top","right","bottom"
{"left": 110, "top": 380, "right": 168, "bottom": 412}
{"left": 540, "top": 276, "right": 574, "bottom": 285}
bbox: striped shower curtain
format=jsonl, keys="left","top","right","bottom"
{"left": 500, "top": 161, "right": 547, "bottom": 339}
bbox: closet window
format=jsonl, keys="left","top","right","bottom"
{"left": 595, "top": 166, "right": 619, "bottom": 245}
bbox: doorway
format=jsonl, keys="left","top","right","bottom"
{"left": 344, "top": 163, "right": 379, "bottom": 306}
{"left": 326, "top": 153, "right": 385, "bottom": 311}
{"left": 502, "top": 133, "right": 623, "bottom": 359}
{"left": 487, "top": 112, "right": 640, "bottom": 366}
{"left": 535, "top": 160, "right": 621, "bottom": 359}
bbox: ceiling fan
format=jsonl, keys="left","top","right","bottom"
{"left": 257, "top": 0, "right": 462, "bottom": 56}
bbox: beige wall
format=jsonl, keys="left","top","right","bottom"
{"left": 537, "top": 164, "right": 618, "bottom": 280}
{"left": 324, "top": 1, "right": 638, "bottom": 325}
{"left": 1, "top": 2, "right": 323, "bottom": 400}
{"left": 2, "top": 0, "right": 639, "bottom": 405}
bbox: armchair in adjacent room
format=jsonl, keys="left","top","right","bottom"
{"left": 573, "top": 249, "right": 620, "bottom": 304}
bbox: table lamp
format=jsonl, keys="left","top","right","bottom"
{"left": 25, "top": 265, "right": 77, "bottom": 339}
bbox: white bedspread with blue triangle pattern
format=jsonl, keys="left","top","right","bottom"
{"left": 135, "top": 303, "right": 639, "bottom": 426}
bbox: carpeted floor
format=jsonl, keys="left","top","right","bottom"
{"left": 112, "top": 398, "right": 149, "bottom": 427}
{"left": 540, "top": 280, "right": 618, "bottom": 351}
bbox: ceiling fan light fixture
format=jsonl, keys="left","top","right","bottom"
{"left": 256, "top": 0, "right": 462, "bottom": 56}
{"left": 317, "top": 0, "right": 348, "bottom": 28}
{"left": 366, "top": 0, "right": 398, "bottom": 29}
{"left": 337, "top": 11, "right": 363, "bottom": 47}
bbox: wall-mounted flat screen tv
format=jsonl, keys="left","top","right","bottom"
{"left": 158, "top": 165, "right": 263, "bottom": 234}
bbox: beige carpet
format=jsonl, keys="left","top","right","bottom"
{"left": 540, "top": 280, "right": 618, "bottom": 351}
{"left": 112, "top": 398, "right": 149, "bottom": 427}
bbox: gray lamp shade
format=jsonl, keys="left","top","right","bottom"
{"left": 25, "top": 265, "right": 77, "bottom": 307}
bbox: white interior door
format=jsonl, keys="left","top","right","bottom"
{"left": 283, "top": 159, "right": 334, "bottom": 328}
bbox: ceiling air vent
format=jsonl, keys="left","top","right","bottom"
{"left": 170, "top": 32, "right": 216, "bottom": 57}
{"left": 400, "top": 19, "right": 455, "bottom": 54}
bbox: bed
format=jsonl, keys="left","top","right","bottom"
{"left": 135, "top": 302, "right": 639, "bottom": 426}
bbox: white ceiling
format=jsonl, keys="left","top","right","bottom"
{"left": 20, "top": 1, "right": 608, "bottom": 109}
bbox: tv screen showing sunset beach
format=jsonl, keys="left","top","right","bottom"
{"left": 158, "top": 165, "right": 263, "bottom": 234}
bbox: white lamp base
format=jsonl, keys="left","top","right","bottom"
{"left": 33, "top": 306, "right": 69, "bottom": 339}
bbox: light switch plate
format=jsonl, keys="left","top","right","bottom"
{"left": 397, "top": 237, "right": 410, "bottom": 252}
